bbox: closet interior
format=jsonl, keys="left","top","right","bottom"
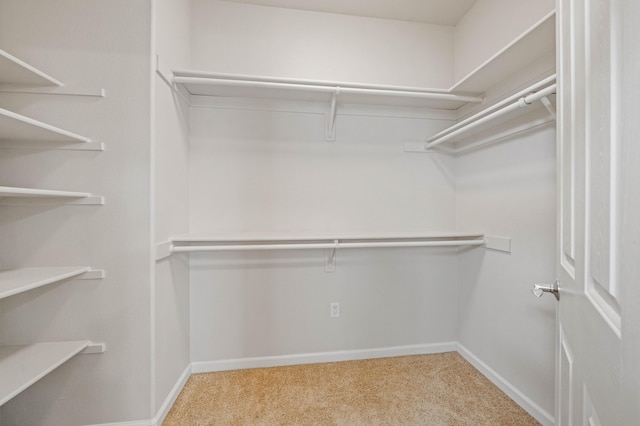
{"left": 0, "top": 0, "right": 558, "bottom": 424}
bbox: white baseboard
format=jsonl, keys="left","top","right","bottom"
{"left": 88, "top": 420, "right": 151, "bottom": 426}
{"left": 151, "top": 364, "right": 192, "bottom": 426}
{"left": 456, "top": 343, "right": 554, "bottom": 426}
{"left": 191, "top": 342, "right": 458, "bottom": 373}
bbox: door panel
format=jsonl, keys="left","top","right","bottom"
{"left": 557, "top": 0, "right": 639, "bottom": 424}
{"left": 558, "top": 326, "right": 576, "bottom": 426}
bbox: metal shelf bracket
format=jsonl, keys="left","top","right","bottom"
{"left": 325, "top": 88, "right": 339, "bottom": 141}
{"left": 324, "top": 240, "right": 339, "bottom": 272}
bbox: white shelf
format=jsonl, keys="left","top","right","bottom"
{"left": 0, "top": 49, "right": 62, "bottom": 87}
{"left": 451, "top": 12, "right": 556, "bottom": 94}
{"left": 171, "top": 70, "right": 484, "bottom": 110}
{"left": 0, "top": 341, "right": 90, "bottom": 406}
{"left": 0, "top": 107, "right": 91, "bottom": 143}
{"left": 0, "top": 267, "right": 91, "bottom": 300}
{"left": 0, "top": 186, "right": 90, "bottom": 198}
{"left": 162, "top": 231, "right": 488, "bottom": 267}
{"left": 169, "top": 231, "right": 485, "bottom": 252}
{"left": 0, "top": 186, "right": 104, "bottom": 205}
{"left": 172, "top": 230, "right": 485, "bottom": 243}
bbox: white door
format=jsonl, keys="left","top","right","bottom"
{"left": 555, "top": 0, "right": 640, "bottom": 424}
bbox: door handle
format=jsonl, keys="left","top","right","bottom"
{"left": 531, "top": 280, "right": 560, "bottom": 301}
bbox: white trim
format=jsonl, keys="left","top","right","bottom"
{"left": 456, "top": 343, "right": 554, "bottom": 426}
{"left": 86, "top": 419, "right": 151, "bottom": 426}
{"left": 191, "top": 342, "right": 457, "bottom": 373}
{"left": 151, "top": 364, "right": 192, "bottom": 426}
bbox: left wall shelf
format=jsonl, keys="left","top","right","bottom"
{"left": 0, "top": 107, "right": 92, "bottom": 143}
{"left": 0, "top": 49, "right": 99, "bottom": 149}
{"left": 0, "top": 267, "right": 92, "bottom": 300}
{"left": 0, "top": 186, "right": 104, "bottom": 204}
{"left": 0, "top": 49, "right": 62, "bottom": 87}
{"left": 0, "top": 341, "right": 90, "bottom": 406}
{"left": 0, "top": 48, "right": 105, "bottom": 408}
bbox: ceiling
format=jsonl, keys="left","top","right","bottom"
{"left": 220, "top": 0, "right": 478, "bottom": 26}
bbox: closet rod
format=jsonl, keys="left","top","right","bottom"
{"left": 171, "top": 239, "right": 485, "bottom": 253}
{"left": 425, "top": 76, "right": 557, "bottom": 149}
{"left": 172, "top": 76, "right": 484, "bottom": 103}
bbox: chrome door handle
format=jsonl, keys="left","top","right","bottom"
{"left": 531, "top": 280, "right": 560, "bottom": 301}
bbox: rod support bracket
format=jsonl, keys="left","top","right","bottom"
{"left": 325, "top": 88, "right": 339, "bottom": 141}
{"left": 540, "top": 96, "right": 556, "bottom": 118}
{"left": 324, "top": 240, "right": 339, "bottom": 272}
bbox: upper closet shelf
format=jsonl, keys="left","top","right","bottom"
{"left": 166, "top": 70, "right": 484, "bottom": 141}
{"left": 450, "top": 11, "right": 556, "bottom": 94}
{"left": 171, "top": 70, "right": 484, "bottom": 110}
{"left": 0, "top": 107, "right": 92, "bottom": 143}
{"left": 0, "top": 49, "right": 62, "bottom": 87}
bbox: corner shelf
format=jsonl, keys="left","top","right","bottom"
{"left": 0, "top": 267, "right": 93, "bottom": 300}
{"left": 450, "top": 12, "right": 556, "bottom": 94}
{"left": 0, "top": 341, "right": 89, "bottom": 406}
{"left": 0, "top": 49, "right": 62, "bottom": 87}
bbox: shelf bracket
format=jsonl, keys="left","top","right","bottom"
{"left": 78, "top": 269, "right": 105, "bottom": 280}
{"left": 325, "top": 88, "right": 339, "bottom": 141}
{"left": 540, "top": 96, "right": 556, "bottom": 118}
{"left": 484, "top": 235, "right": 512, "bottom": 253}
{"left": 81, "top": 342, "right": 106, "bottom": 354}
{"left": 324, "top": 240, "right": 339, "bottom": 272}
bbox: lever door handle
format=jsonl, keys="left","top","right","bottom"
{"left": 531, "top": 280, "right": 560, "bottom": 301}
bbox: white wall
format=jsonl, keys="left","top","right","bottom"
{"left": 456, "top": 123, "right": 557, "bottom": 421}
{"left": 188, "top": 106, "right": 456, "bottom": 235}
{"left": 190, "top": 248, "right": 458, "bottom": 363}
{"left": 188, "top": 104, "right": 460, "bottom": 362}
{"left": 0, "top": 0, "right": 153, "bottom": 424}
{"left": 152, "top": 0, "right": 191, "bottom": 417}
{"left": 454, "top": 0, "right": 555, "bottom": 82}
{"left": 190, "top": 0, "right": 455, "bottom": 88}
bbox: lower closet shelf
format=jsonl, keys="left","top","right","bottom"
{"left": 0, "top": 267, "right": 91, "bottom": 299}
{"left": 157, "top": 231, "right": 487, "bottom": 260}
{"left": 0, "top": 341, "right": 90, "bottom": 406}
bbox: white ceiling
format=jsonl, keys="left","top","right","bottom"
{"left": 220, "top": 0, "right": 478, "bottom": 26}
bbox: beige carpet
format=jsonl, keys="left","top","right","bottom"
{"left": 163, "top": 352, "right": 540, "bottom": 425}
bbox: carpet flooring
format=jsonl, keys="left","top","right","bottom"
{"left": 163, "top": 352, "right": 540, "bottom": 425}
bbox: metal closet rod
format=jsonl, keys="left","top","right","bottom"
{"left": 425, "top": 74, "right": 557, "bottom": 149}
{"left": 171, "top": 239, "right": 485, "bottom": 253}
{"left": 172, "top": 76, "right": 484, "bottom": 103}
